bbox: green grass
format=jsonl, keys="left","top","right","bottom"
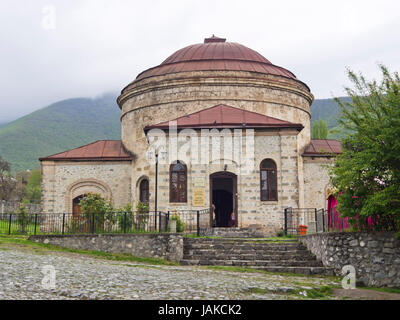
{"left": 363, "top": 287, "right": 400, "bottom": 295}
{"left": 0, "top": 235, "right": 178, "bottom": 266}
{"left": 202, "top": 265, "right": 340, "bottom": 280}
{"left": 243, "top": 285, "right": 334, "bottom": 299}
{"left": 0, "top": 220, "right": 39, "bottom": 235}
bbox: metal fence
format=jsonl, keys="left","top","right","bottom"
{"left": 0, "top": 209, "right": 211, "bottom": 236}
{"left": 284, "top": 207, "right": 360, "bottom": 235}
{"left": 284, "top": 208, "right": 328, "bottom": 236}
{"left": 165, "top": 209, "right": 210, "bottom": 234}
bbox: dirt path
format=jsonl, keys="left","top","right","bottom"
{"left": 332, "top": 288, "right": 400, "bottom": 300}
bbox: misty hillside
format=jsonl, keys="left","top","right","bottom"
{"left": 0, "top": 94, "right": 346, "bottom": 173}
{"left": 0, "top": 94, "right": 121, "bottom": 173}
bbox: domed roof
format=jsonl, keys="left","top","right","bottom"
{"left": 135, "top": 36, "right": 298, "bottom": 82}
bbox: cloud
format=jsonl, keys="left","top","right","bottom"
{"left": 0, "top": 0, "right": 399, "bottom": 122}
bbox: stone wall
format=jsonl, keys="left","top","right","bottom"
{"left": 299, "top": 232, "right": 400, "bottom": 287}
{"left": 134, "top": 129, "right": 301, "bottom": 236}
{"left": 29, "top": 234, "right": 184, "bottom": 262}
{"left": 119, "top": 71, "right": 313, "bottom": 173}
{"left": 117, "top": 70, "right": 316, "bottom": 237}
{"left": 41, "top": 160, "right": 132, "bottom": 214}
{"left": 302, "top": 157, "right": 334, "bottom": 210}
{"left": 0, "top": 200, "right": 40, "bottom": 215}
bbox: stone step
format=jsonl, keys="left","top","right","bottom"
{"left": 180, "top": 259, "right": 323, "bottom": 267}
{"left": 200, "top": 228, "right": 265, "bottom": 238}
{"left": 183, "top": 253, "right": 317, "bottom": 261}
{"left": 184, "top": 249, "right": 311, "bottom": 256}
{"left": 184, "top": 238, "right": 300, "bottom": 243}
{"left": 183, "top": 244, "right": 305, "bottom": 251}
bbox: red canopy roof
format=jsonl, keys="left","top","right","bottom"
{"left": 303, "top": 139, "right": 342, "bottom": 157}
{"left": 39, "top": 140, "right": 133, "bottom": 161}
{"left": 144, "top": 104, "right": 304, "bottom": 131}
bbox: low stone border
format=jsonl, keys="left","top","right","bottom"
{"left": 299, "top": 232, "right": 400, "bottom": 287}
{"left": 28, "top": 233, "right": 184, "bottom": 262}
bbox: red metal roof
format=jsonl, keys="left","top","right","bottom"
{"left": 134, "top": 36, "right": 300, "bottom": 84}
{"left": 39, "top": 140, "right": 133, "bottom": 161}
{"left": 144, "top": 104, "right": 304, "bottom": 131}
{"left": 303, "top": 139, "right": 342, "bottom": 157}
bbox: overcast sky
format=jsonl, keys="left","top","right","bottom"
{"left": 0, "top": 0, "right": 399, "bottom": 123}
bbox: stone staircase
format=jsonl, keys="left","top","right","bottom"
{"left": 181, "top": 238, "right": 333, "bottom": 275}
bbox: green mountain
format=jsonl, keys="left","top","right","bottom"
{"left": 310, "top": 97, "right": 351, "bottom": 139}
{"left": 0, "top": 94, "right": 348, "bottom": 173}
{"left": 0, "top": 93, "right": 121, "bottom": 173}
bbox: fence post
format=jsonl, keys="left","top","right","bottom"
{"left": 197, "top": 210, "right": 200, "bottom": 237}
{"left": 167, "top": 211, "right": 170, "bottom": 232}
{"left": 322, "top": 209, "right": 326, "bottom": 232}
{"left": 34, "top": 214, "right": 38, "bottom": 235}
{"left": 124, "top": 212, "right": 127, "bottom": 234}
{"left": 314, "top": 209, "right": 318, "bottom": 233}
{"left": 165, "top": 212, "right": 169, "bottom": 232}
{"left": 8, "top": 214, "right": 12, "bottom": 235}
{"left": 91, "top": 212, "right": 95, "bottom": 234}
{"left": 159, "top": 212, "right": 162, "bottom": 233}
{"left": 62, "top": 214, "right": 65, "bottom": 235}
{"left": 284, "top": 209, "right": 287, "bottom": 236}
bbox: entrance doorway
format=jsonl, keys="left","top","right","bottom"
{"left": 72, "top": 195, "right": 86, "bottom": 216}
{"left": 210, "top": 172, "right": 238, "bottom": 228}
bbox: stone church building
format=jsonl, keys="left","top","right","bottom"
{"left": 40, "top": 36, "right": 341, "bottom": 235}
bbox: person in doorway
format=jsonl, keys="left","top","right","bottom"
{"left": 212, "top": 204, "right": 216, "bottom": 227}
{"left": 228, "top": 212, "right": 236, "bottom": 227}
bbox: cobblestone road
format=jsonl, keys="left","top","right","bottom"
{"left": 0, "top": 247, "right": 340, "bottom": 300}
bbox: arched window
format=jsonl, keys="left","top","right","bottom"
{"left": 139, "top": 179, "right": 149, "bottom": 204}
{"left": 170, "top": 161, "right": 187, "bottom": 203}
{"left": 260, "top": 159, "right": 278, "bottom": 201}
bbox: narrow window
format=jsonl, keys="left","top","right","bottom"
{"left": 260, "top": 159, "right": 278, "bottom": 201}
{"left": 170, "top": 161, "right": 187, "bottom": 203}
{"left": 139, "top": 179, "right": 149, "bottom": 205}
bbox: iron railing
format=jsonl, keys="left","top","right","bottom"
{"left": 0, "top": 209, "right": 211, "bottom": 236}
{"left": 166, "top": 209, "right": 211, "bottom": 235}
{"left": 284, "top": 208, "right": 329, "bottom": 236}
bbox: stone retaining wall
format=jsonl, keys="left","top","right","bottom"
{"left": 299, "top": 232, "right": 400, "bottom": 287}
{"left": 0, "top": 200, "right": 40, "bottom": 215}
{"left": 28, "top": 234, "right": 184, "bottom": 262}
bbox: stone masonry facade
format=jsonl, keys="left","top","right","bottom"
{"left": 41, "top": 161, "right": 132, "bottom": 213}
{"left": 300, "top": 232, "right": 400, "bottom": 287}
{"left": 40, "top": 39, "right": 337, "bottom": 236}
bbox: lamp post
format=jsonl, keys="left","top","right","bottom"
{"left": 154, "top": 152, "right": 159, "bottom": 230}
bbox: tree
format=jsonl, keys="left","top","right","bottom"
{"left": 330, "top": 65, "right": 400, "bottom": 233}
{"left": 25, "top": 169, "right": 41, "bottom": 203}
{"left": 79, "top": 193, "right": 113, "bottom": 216}
{"left": 15, "top": 170, "right": 30, "bottom": 200}
{"left": 78, "top": 193, "right": 113, "bottom": 232}
{"left": 312, "top": 119, "right": 328, "bottom": 139}
{"left": 0, "top": 156, "right": 16, "bottom": 200}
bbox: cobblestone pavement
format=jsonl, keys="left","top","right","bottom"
{"left": 0, "top": 247, "right": 340, "bottom": 300}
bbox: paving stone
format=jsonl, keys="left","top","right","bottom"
{"left": 0, "top": 248, "right": 339, "bottom": 300}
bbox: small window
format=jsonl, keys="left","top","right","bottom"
{"left": 170, "top": 161, "right": 187, "bottom": 203}
{"left": 260, "top": 159, "right": 278, "bottom": 201}
{"left": 139, "top": 179, "right": 149, "bottom": 205}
